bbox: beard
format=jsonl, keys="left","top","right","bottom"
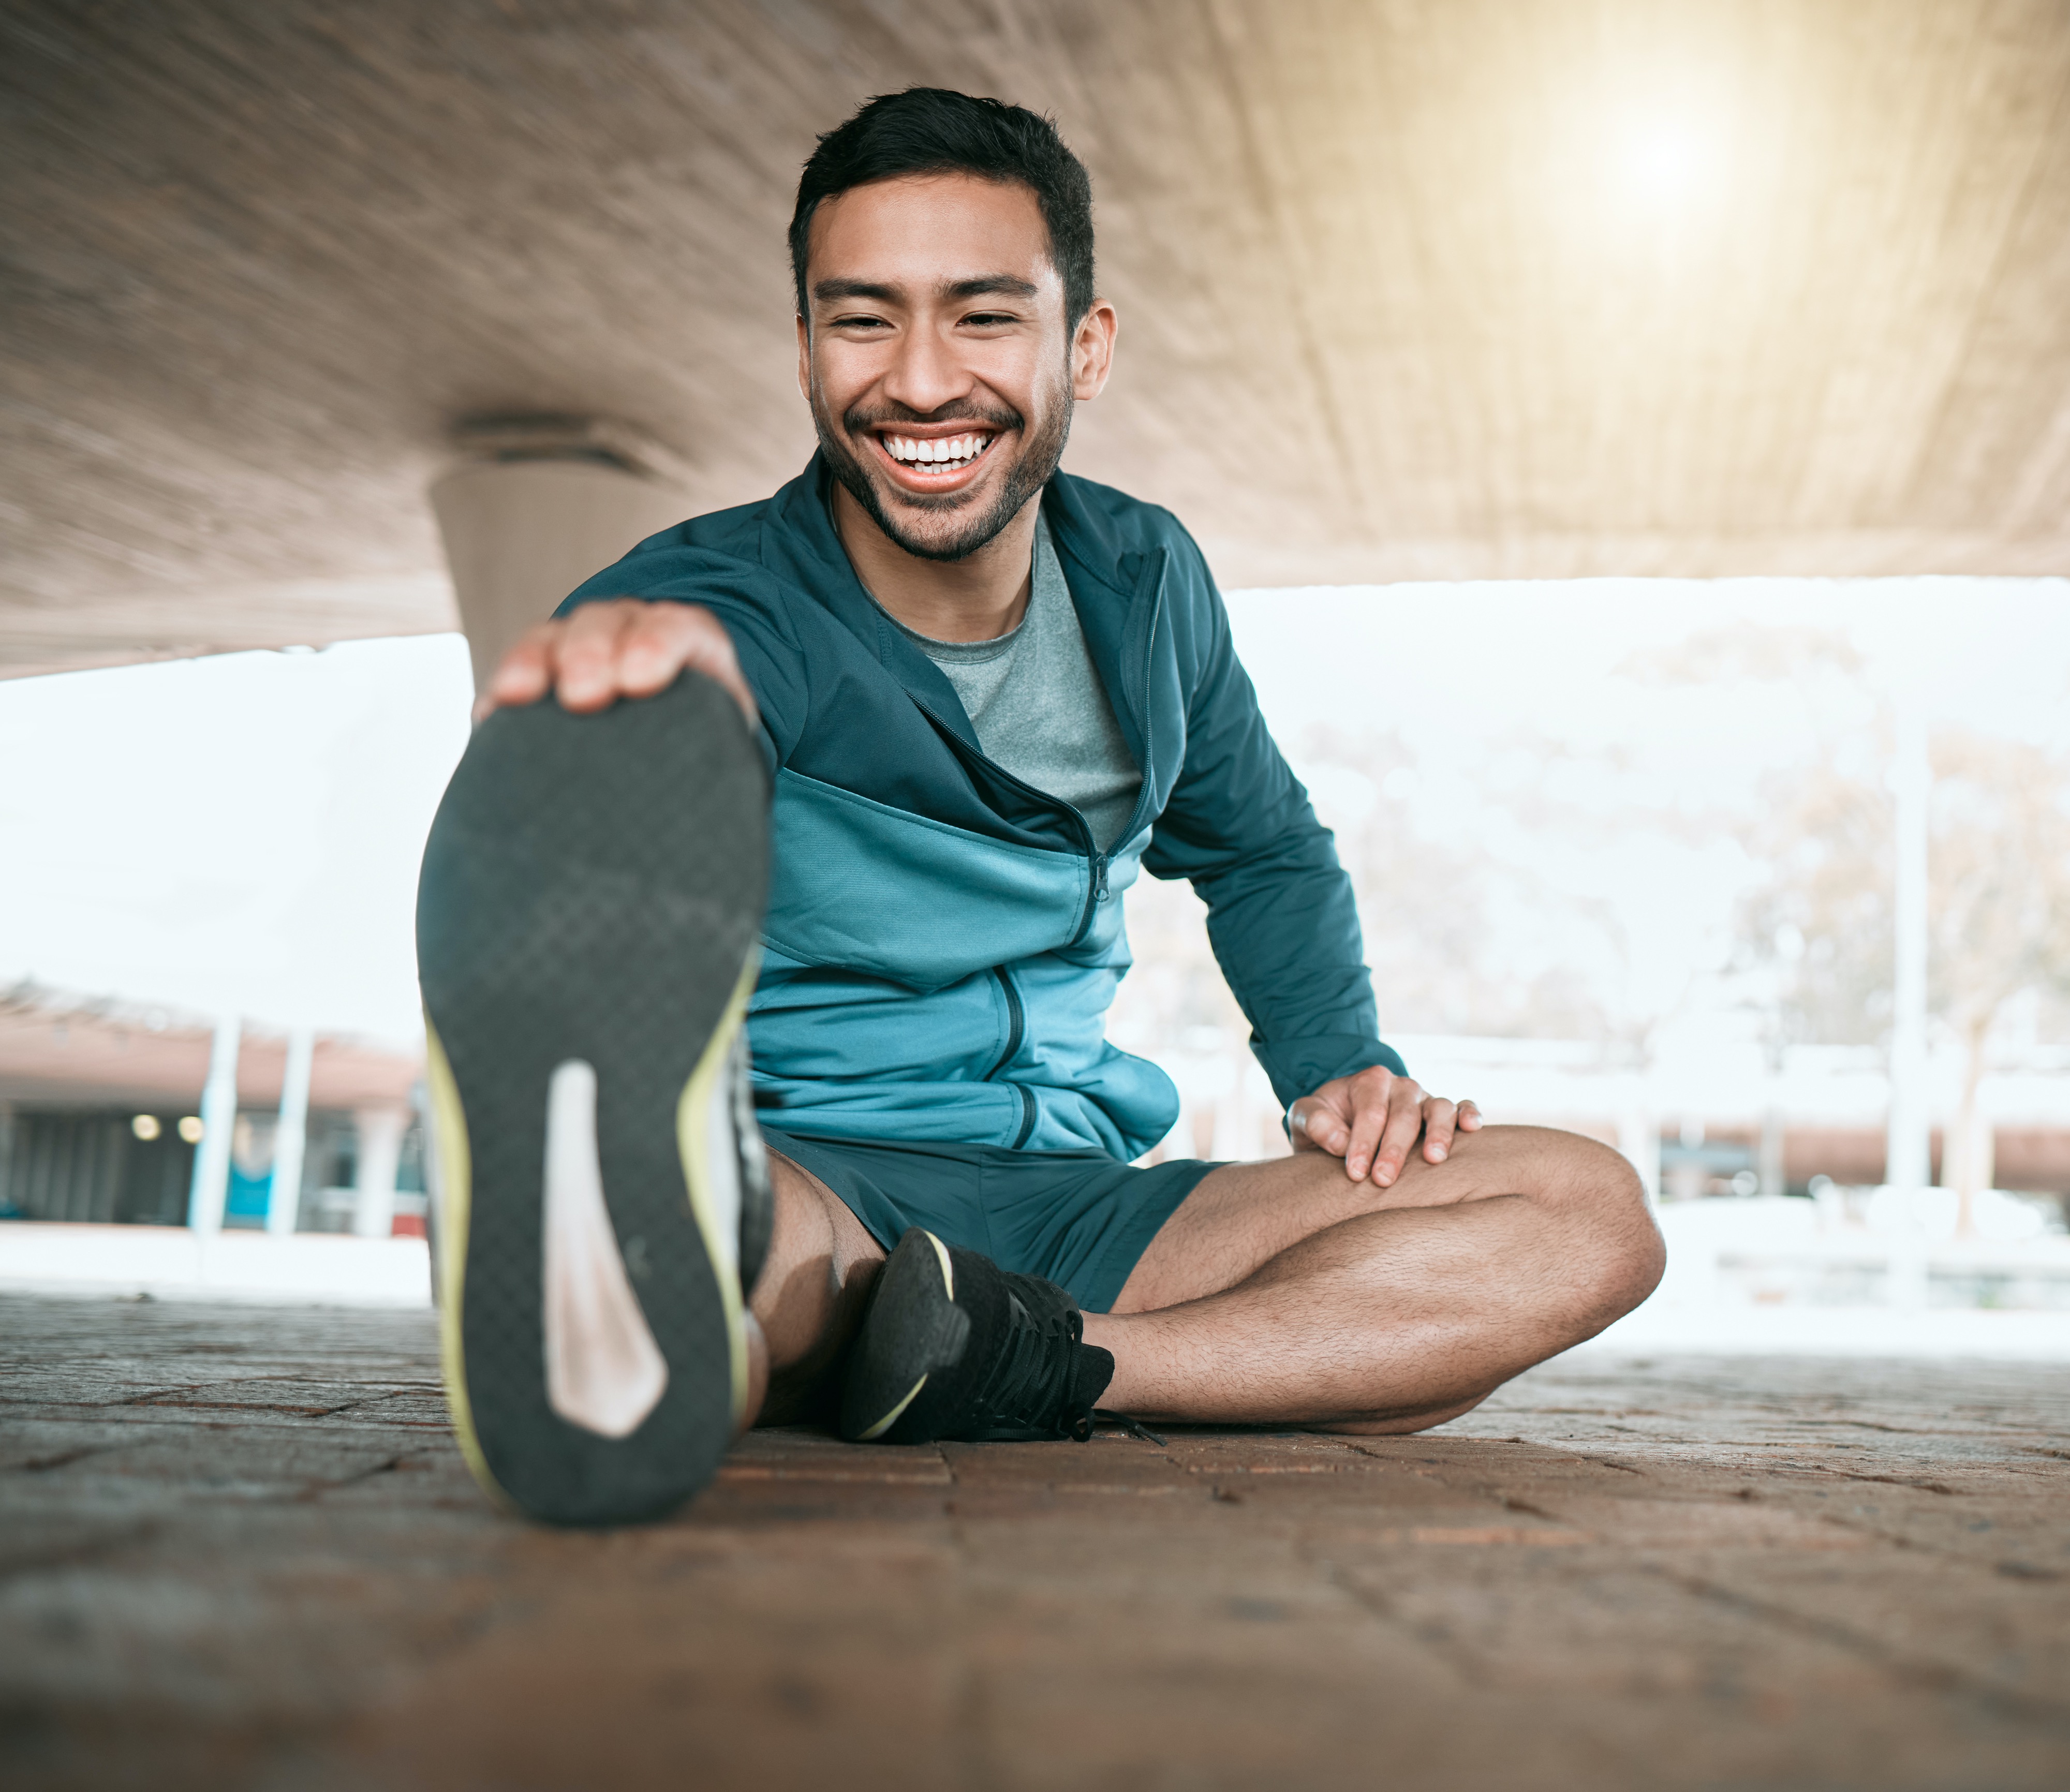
{"left": 812, "top": 374, "right": 1073, "bottom": 564}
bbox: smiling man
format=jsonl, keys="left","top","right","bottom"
{"left": 415, "top": 89, "right": 1663, "bottom": 1527}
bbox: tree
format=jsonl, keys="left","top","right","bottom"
{"left": 1738, "top": 728, "right": 2070, "bottom": 1227}
{"left": 1290, "top": 724, "right": 1619, "bottom": 1041}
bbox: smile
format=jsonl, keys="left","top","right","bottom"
{"left": 872, "top": 430, "right": 1000, "bottom": 479}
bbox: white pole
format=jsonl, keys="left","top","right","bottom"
{"left": 352, "top": 1107, "right": 408, "bottom": 1239}
{"left": 1886, "top": 710, "right": 1931, "bottom": 1187}
{"left": 267, "top": 1027, "right": 315, "bottom": 1237}
{"left": 1886, "top": 706, "right": 1932, "bottom": 1305}
{"left": 186, "top": 1014, "right": 241, "bottom": 1234}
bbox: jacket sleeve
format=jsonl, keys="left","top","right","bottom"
{"left": 556, "top": 538, "right": 811, "bottom": 771}
{"left": 1139, "top": 551, "right": 1405, "bottom": 1110}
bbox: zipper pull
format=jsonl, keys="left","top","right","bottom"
{"left": 1093, "top": 853, "right": 1110, "bottom": 903}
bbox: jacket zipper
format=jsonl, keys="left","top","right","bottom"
{"left": 984, "top": 966, "right": 1025, "bottom": 1080}
{"left": 1064, "top": 572, "right": 1163, "bottom": 947}
{"left": 986, "top": 968, "right": 1040, "bottom": 1148}
{"left": 908, "top": 691, "right": 1111, "bottom": 943}
{"left": 905, "top": 557, "right": 1163, "bottom": 976}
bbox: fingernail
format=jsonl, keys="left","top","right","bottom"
{"left": 1430, "top": 1146, "right": 1447, "bottom": 1161}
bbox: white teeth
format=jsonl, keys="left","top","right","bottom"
{"left": 883, "top": 433, "right": 990, "bottom": 468}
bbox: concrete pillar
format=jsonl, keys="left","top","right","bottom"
{"left": 267, "top": 1026, "right": 315, "bottom": 1237}
{"left": 352, "top": 1107, "right": 408, "bottom": 1240}
{"left": 428, "top": 418, "right": 691, "bottom": 694}
{"left": 1885, "top": 708, "right": 1932, "bottom": 1193}
{"left": 186, "top": 1014, "right": 241, "bottom": 1234}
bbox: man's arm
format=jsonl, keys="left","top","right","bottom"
{"left": 1140, "top": 554, "right": 1478, "bottom": 1188}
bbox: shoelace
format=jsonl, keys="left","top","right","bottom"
{"left": 970, "top": 1281, "right": 1097, "bottom": 1439}
{"left": 1096, "top": 1410, "right": 1168, "bottom": 1447}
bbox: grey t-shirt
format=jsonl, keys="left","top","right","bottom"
{"left": 880, "top": 513, "right": 1142, "bottom": 851}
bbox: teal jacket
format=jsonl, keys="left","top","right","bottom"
{"left": 561, "top": 456, "right": 1402, "bottom": 1159}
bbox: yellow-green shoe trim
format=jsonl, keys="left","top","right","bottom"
{"left": 674, "top": 950, "right": 760, "bottom": 1428}
{"left": 424, "top": 1014, "right": 511, "bottom": 1513}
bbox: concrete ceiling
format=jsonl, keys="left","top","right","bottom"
{"left": 5, "top": 1, "right": 2070, "bottom": 678}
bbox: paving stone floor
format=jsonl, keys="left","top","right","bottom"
{"left": 1, "top": 1292, "right": 2065, "bottom": 1791}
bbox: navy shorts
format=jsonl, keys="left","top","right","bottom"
{"left": 760, "top": 1130, "right": 1222, "bottom": 1314}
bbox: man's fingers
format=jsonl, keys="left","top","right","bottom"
{"left": 1369, "top": 1088, "right": 1426, "bottom": 1187}
{"left": 1290, "top": 1097, "right": 1349, "bottom": 1157}
{"left": 1421, "top": 1097, "right": 1458, "bottom": 1162}
{"left": 1457, "top": 1100, "right": 1485, "bottom": 1131}
{"left": 554, "top": 601, "right": 639, "bottom": 712}
{"left": 674, "top": 614, "right": 759, "bottom": 725}
{"left": 615, "top": 605, "right": 697, "bottom": 697}
{"left": 474, "top": 601, "right": 757, "bottom": 727}
{"left": 1342, "top": 1085, "right": 1391, "bottom": 1182}
{"left": 481, "top": 623, "right": 561, "bottom": 718}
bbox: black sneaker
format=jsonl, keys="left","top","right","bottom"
{"left": 839, "top": 1228, "right": 1115, "bottom": 1444}
{"left": 416, "top": 671, "right": 772, "bottom": 1527}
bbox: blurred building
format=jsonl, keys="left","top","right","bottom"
{"left": 0, "top": 985, "right": 424, "bottom": 1237}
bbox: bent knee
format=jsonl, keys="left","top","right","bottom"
{"left": 1593, "top": 1204, "right": 1666, "bottom": 1320}
{"left": 1519, "top": 1127, "right": 1665, "bottom": 1321}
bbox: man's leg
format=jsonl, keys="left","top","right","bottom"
{"left": 743, "top": 1152, "right": 887, "bottom": 1426}
{"left": 1082, "top": 1125, "right": 1662, "bottom": 1433}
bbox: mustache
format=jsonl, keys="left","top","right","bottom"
{"left": 841, "top": 399, "right": 1024, "bottom": 436}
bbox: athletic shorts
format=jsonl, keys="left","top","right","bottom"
{"left": 760, "top": 1130, "right": 1222, "bottom": 1314}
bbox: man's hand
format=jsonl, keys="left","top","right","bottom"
{"left": 1288, "top": 1065, "right": 1483, "bottom": 1188}
{"left": 476, "top": 598, "right": 758, "bottom": 727}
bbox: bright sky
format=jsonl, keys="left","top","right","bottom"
{"left": 1237, "top": 577, "right": 2070, "bottom": 1048}
{"left": 2, "top": 579, "right": 2065, "bottom": 1050}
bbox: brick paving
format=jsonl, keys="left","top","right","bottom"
{"left": 1, "top": 1293, "right": 2065, "bottom": 1790}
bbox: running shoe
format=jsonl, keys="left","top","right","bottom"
{"left": 839, "top": 1227, "right": 1115, "bottom": 1444}
{"left": 416, "top": 669, "right": 771, "bottom": 1527}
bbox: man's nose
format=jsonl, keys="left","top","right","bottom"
{"left": 881, "top": 318, "right": 971, "bottom": 416}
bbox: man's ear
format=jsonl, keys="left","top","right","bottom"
{"left": 1071, "top": 299, "right": 1118, "bottom": 402}
{"left": 795, "top": 313, "right": 811, "bottom": 404}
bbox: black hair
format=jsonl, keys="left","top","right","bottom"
{"left": 790, "top": 88, "right": 1096, "bottom": 329}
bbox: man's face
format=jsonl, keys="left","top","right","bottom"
{"left": 797, "top": 173, "right": 1115, "bottom": 562}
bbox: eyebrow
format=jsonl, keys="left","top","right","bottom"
{"left": 811, "top": 274, "right": 1041, "bottom": 306}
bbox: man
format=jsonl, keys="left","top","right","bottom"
{"left": 416, "top": 89, "right": 1663, "bottom": 1527}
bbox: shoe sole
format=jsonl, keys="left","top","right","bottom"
{"left": 838, "top": 1227, "right": 973, "bottom": 1444}
{"left": 417, "top": 673, "right": 768, "bottom": 1526}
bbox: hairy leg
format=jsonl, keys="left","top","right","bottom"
{"left": 1083, "top": 1124, "right": 1662, "bottom": 1434}
{"left": 743, "top": 1152, "right": 887, "bottom": 1427}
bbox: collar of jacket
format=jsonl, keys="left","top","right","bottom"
{"left": 754, "top": 453, "right": 1167, "bottom": 778}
